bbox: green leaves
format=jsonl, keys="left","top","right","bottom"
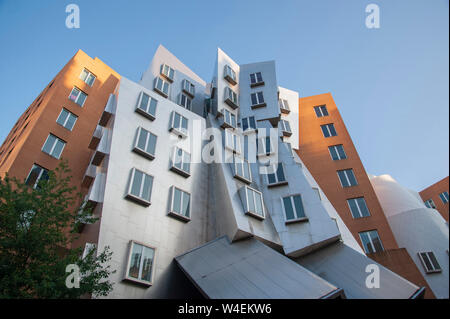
{"left": 0, "top": 160, "right": 114, "bottom": 298}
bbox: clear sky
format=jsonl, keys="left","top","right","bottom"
{"left": 0, "top": 0, "right": 448, "bottom": 191}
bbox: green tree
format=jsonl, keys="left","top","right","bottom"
{"left": 0, "top": 161, "right": 115, "bottom": 298}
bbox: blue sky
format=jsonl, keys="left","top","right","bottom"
{"left": 0, "top": 0, "right": 448, "bottom": 191}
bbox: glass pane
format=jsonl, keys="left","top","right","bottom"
{"left": 360, "top": 232, "right": 374, "bottom": 254}
{"left": 77, "top": 92, "right": 87, "bottom": 106}
{"left": 80, "top": 69, "right": 88, "bottom": 81}
{"left": 69, "top": 87, "right": 79, "bottom": 102}
{"left": 370, "top": 231, "right": 384, "bottom": 252}
{"left": 52, "top": 139, "right": 64, "bottom": 158}
{"left": 337, "top": 145, "right": 346, "bottom": 159}
{"left": 329, "top": 146, "right": 339, "bottom": 160}
{"left": 250, "top": 73, "right": 256, "bottom": 84}
{"left": 328, "top": 124, "right": 337, "bottom": 136}
{"left": 57, "top": 109, "right": 68, "bottom": 126}
{"left": 293, "top": 195, "right": 305, "bottom": 218}
{"left": 66, "top": 114, "right": 77, "bottom": 130}
{"left": 276, "top": 164, "right": 285, "bottom": 182}
{"left": 242, "top": 118, "right": 248, "bottom": 131}
{"left": 141, "top": 246, "right": 154, "bottom": 282}
{"left": 348, "top": 199, "right": 360, "bottom": 218}
{"left": 338, "top": 171, "right": 348, "bottom": 187}
{"left": 283, "top": 197, "right": 295, "bottom": 220}
{"left": 284, "top": 121, "right": 291, "bottom": 132}
{"left": 265, "top": 137, "right": 271, "bottom": 153}
{"left": 140, "top": 93, "right": 150, "bottom": 111}
{"left": 243, "top": 161, "right": 250, "bottom": 180}
{"left": 247, "top": 188, "right": 255, "bottom": 213}
{"left": 268, "top": 172, "right": 276, "bottom": 184}
{"left": 163, "top": 82, "right": 169, "bottom": 94}
{"left": 256, "top": 72, "right": 262, "bottom": 82}
{"left": 173, "top": 188, "right": 182, "bottom": 214}
{"left": 321, "top": 125, "right": 329, "bottom": 137}
{"left": 146, "top": 133, "right": 157, "bottom": 155}
{"left": 251, "top": 93, "right": 257, "bottom": 105}
{"left": 173, "top": 113, "right": 180, "bottom": 129}
{"left": 249, "top": 117, "right": 256, "bottom": 129}
{"left": 428, "top": 252, "right": 440, "bottom": 270}
{"left": 174, "top": 148, "right": 183, "bottom": 169}
{"left": 314, "top": 107, "right": 322, "bottom": 117}
{"left": 87, "top": 74, "right": 95, "bottom": 86}
{"left": 347, "top": 170, "right": 357, "bottom": 186}
{"left": 42, "top": 135, "right": 56, "bottom": 154}
{"left": 148, "top": 97, "right": 157, "bottom": 116}
{"left": 181, "top": 192, "right": 190, "bottom": 217}
{"left": 130, "top": 170, "right": 143, "bottom": 197}
{"left": 357, "top": 198, "right": 370, "bottom": 217}
{"left": 142, "top": 174, "right": 153, "bottom": 201}
{"left": 137, "top": 129, "right": 148, "bottom": 150}
{"left": 231, "top": 114, "right": 236, "bottom": 127}
{"left": 321, "top": 106, "right": 329, "bottom": 116}
{"left": 254, "top": 191, "right": 263, "bottom": 216}
{"left": 25, "top": 165, "right": 41, "bottom": 186}
{"left": 257, "top": 92, "right": 264, "bottom": 103}
{"left": 128, "top": 243, "right": 142, "bottom": 279}
{"left": 182, "top": 152, "right": 190, "bottom": 173}
{"left": 182, "top": 117, "right": 188, "bottom": 131}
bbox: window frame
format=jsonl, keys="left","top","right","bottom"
{"left": 160, "top": 64, "right": 175, "bottom": 82}
{"left": 314, "top": 105, "right": 329, "bottom": 117}
{"left": 337, "top": 169, "right": 358, "bottom": 188}
{"left": 241, "top": 116, "right": 257, "bottom": 132}
{"left": 56, "top": 108, "right": 78, "bottom": 131}
{"left": 249, "top": 72, "right": 264, "bottom": 87}
{"left": 418, "top": 251, "right": 442, "bottom": 274}
{"left": 279, "top": 99, "right": 290, "bottom": 114}
{"left": 347, "top": 197, "right": 371, "bottom": 219}
{"left": 280, "top": 119, "right": 292, "bottom": 137}
{"left": 168, "top": 186, "right": 191, "bottom": 222}
{"left": 170, "top": 147, "right": 191, "bottom": 177}
{"left": 125, "top": 168, "right": 154, "bottom": 206}
{"left": 79, "top": 68, "right": 96, "bottom": 87}
{"left": 224, "top": 65, "right": 237, "bottom": 85}
{"left": 424, "top": 199, "right": 436, "bottom": 209}
{"left": 25, "top": 164, "right": 49, "bottom": 189}
{"left": 281, "top": 194, "right": 308, "bottom": 224}
{"left": 328, "top": 144, "right": 347, "bottom": 161}
{"left": 439, "top": 191, "right": 449, "bottom": 204}
{"left": 68, "top": 87, "right": 87, "bottom": 107}
{"left": 241, "top": 185, "right": 265, "bottom": 220}
{"left": 221, "top": 109, "right": 236, "bottom": 129}
{"left": 232, "top": 154, "right": 252, "bottom": 184}
{"left": 41, "top": 134, "right": 66, "bottom": 159}
{"left": 182, "top": 79, "right": 195, "bottom": 97}
{"left": 153, "top": 76, "right": 170, "bottom": 97}
{"left": 169, "top": 111, "right": 188, "bottom": 138}
{"left": 359, "top": 230, "right": 384, "bottom": 254}
{"left": 178, "top": 93, "right": 192, "bottom": 110}
{"left": 124, "top": 240, "right": 156, "bottom": 286}
{"left": 321, "top": 123, "right": 337, "bottom": 138}
{"left": 257, "top": 136, "right": 275, "bottom": 157}
{"left": 250, "top": 91, "right": 266, "bottom": 109}
{"left": 135, "top": 91, "right": 158, "bottom": 121}
{"left": 133, "top": 127, "right": 157, "bottom": 160}
{"left": 224, "top": 87, "right": 239, "bottom": 109}
{"left": 266, "top": 163, "right": 288, "bottom": 187}
{"left": 225, "top": 129, "right": 242, "bottom": 154}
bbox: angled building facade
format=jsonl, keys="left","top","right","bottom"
{"left": 1, "top": 45, "right": 437, "bottom": 299}
{"left": 419, "top": 176, "right": 449, "bottom": 222}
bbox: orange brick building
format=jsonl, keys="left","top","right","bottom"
{"left": 296, "top": 92, "right": 435, "bottom": 298}
{"left": 0, "top": 49, "right": 120, "bottom": 248}
{"left": 419, "top": 177, "right": 449, "bottom": 222}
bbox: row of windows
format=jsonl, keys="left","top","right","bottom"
{"left": 424, "top": 191, "right": 449, "bottom": 208}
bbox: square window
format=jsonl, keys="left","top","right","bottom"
{"left": 282, "top": 194, "right": 307, "bottom": 223}
{"left": 279, "top": 99, "right": 290, "bottom": 113}
{"left": 133, "top": 127, "right": 157, "bottom": 160}
{"left": 221, "top": 109, "right": 236, "bottom": 129}
{"left": 359, "top": 230, "right": 384, "bottom": 254}
{"left": 439, "top": 191, "right": 449, "bottom": 204}
{"left": 224, "top": 65, "right": 237, "bottom": 85}
{"left": 25, "top": 164, "right": 49, "bottom": 189}
{"left": 257, "top": 136, "right": 274, "bottom": 156}
{"left": 347, "top": 197, "right": 371, "bottom": 218}
{"left": 168, "top": 186, "right": 191, "bottom": 222}
{"left": 160, "top": 64, "right": 175, "bottom": 82}
{"left": 42, "top": 134, "right": 66, "bottom": 159}
{"left": 125, "top": 168, "right": 153, "bottom": 206}
{"left": 80, "top": 69, "right": 96, "bottom": 87}
{"left": 240, "top": 186, "right": 265, "bottom": 220}
{"left": 232, "top": 155, "right": 252, "bottom": 183}
{"left": 56, "top": 108, "right": 78, "bottom": 131}
{"left": 224, "top": 87, "right": 239, "bottom": 109}
{"left": 182, "top": 79, "right": 195, "bottom": 97}
{"left": 250, "top": 91, "right": 265, "bottom": 108}
{"left": 125, "top": 241, "right": 156, "bottom": 286}
{"left": 337, "top": 169, "right": 358, "bottom": 187}
{"left": 169, "top": 111, "right": 188, "bottom": 138}
{"left": 225, "top": 130, "right": 242, "bottom": 154}
{"left": 154, "top": 77, "right": 170, "bottom": 97}
{"left": 280, "top": 120, "right": 292, "bottom": 136}
{"left": 424, "top": 199, "right": 436, "bottom": 209}
{"left": 418, "top": 251, "right": 442, "bottom": 273}
{"left": 314, "top": 105, "right": 329, "bottom": 117}
{"left": 242, "top": 116, "right": 257, "bottom": 132}
{"left": 329, "top": 145, "right": 347, "bottom": 160}
{"left": 266, "top": 163, "right": 288, "bottom": 187}
{"left": 170, "top": 147, "right": 191, "bottom": 177}
{"left": 321, "top": 123, "right": 337, "bottom": 137}
{"left": 178, "top": 93, "right": 192, "bottom": 110}
{"left": 136, "top": 91, "right": 158, "bottom": 120}
{"left": 249, "top": 72, "right": 264, "bottom": 87}
{"left": 68, "top": 87, "right": 87, "bottom": 107}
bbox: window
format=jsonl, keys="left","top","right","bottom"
{"left": 42, "top": 134, "right": 66, "bottom": 159}
{"left": 25, "top": 164, "right": 49, "bottom": 189}
{"left": 439, "top": 191, "right": 449, "bottom": 204}
{"left": 359, "top": 230, "right": 384, "bottom": 254}
{"left": 56, "top": 108, "right": 78, "bottom": 131}
{"left": 313, "top": 187, "right": 321, "bottom": 200}
{"left": 224, "top": 87, "right": 239, "bottom": 109}
{"left": 282, "top": 195, "right": 307, "bottom": 223}
{"left": 80, "top": 69, "right": 96, "bottom": 87}
{"left": 232, "top": 155, "right": 251, "bottom": 183}
{"left": 249, "top": 72, "right": 263, "bottom": 86}
{"left": 169, "top": 111, "right": 188, "bottom": 137}
{"left": 337, "top": 169, "right": 358, "bottom": 187}
{"left": 178, "top": 93, "right": 192, "bottom": 110}
{"left": 133, "top": 127, "right": 157, "bottom": 160}
{"left": 154, "top": 77, "right": 170, "bottom": 97}
{"left": 329, "top": 145, "right": 347, "bottom": 160}
{"left": 222, "top": 109, "right": 236, "bottom": 129}
{"left": 279, "top": 99, "right": 290, "bottom": 113}
{"left": 168, "top": 186, "right": 191, "bottom": 221}
{"left": 314, "top": 105, "right": 329, "bottom": 117}
{"left": 160, "top": 64, "right": 175, "bottom": 82}
{"left": 418, "top": 252, "right": 442, "bottom": 274}
{"left": 280, "top": 120, "right": 292, "bottom": 136}
{"left": 182, "top": 79, "right": 195, "bottom": 97}
{"left": 250, "top": 91, "right": 265, "bottom": 108}
{"left": 266, "top": 163, "right": 287, "bottom": 186}
{"left": 82, "top": 243, "right": 96, "bottom": 259}
{"left": 242, "top": 116, "right": 257, "bottom": 132}
{"left": 225, "top": 130, "right": 241, "bottom": 153}
{"left": 347, "top": 197, "right": 371, "bottom": 218}
{"left": 424, "top": 199, "right": 436, "bottom": 209}
{"left": 257, "top": 136, "right": 274, "bottom": 156}
{"left": 224, "top": 65, "right": 237, "bottom": 85}
{"left": 321, "top": 123, "right": 337, "bottom": 137}
{"left": 68, "top": 87, "right": 87, "bottom": 107}
{"left": 125, "top": 241, "right": 156, "bottom": 286}
{"left": 240, "top": 186, "right": 265, "bottom": 220}
{"left": 136, "top": 92, "right": 158, "bottom": 120}
{"left": 170, "top": 147, "right": 191, "bottom": 177}
{"left": 126, "top": 168, "right": 153, "bottom": 206}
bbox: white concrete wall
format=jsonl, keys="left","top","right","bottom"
{"left": 370, "top": 174, "right": 449, "bottom": 298}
